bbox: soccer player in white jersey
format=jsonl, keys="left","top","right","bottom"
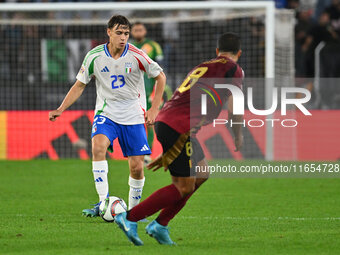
{"left": 49, "top": 15, "right": 166, "bottom": 217}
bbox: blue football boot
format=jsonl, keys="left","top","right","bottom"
{"left": 145, "top": 220, "right": 176, "bottom": 245}
{"left": 114, "top": 212, "right": 144, "bottom": 246}
{"left": 82, "top": 202, "right": 100, "bottom": 217}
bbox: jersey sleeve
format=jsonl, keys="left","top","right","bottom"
{"left": 145, "top": 59, "right": 163, "bottom": 78}
{"left": 76, "top": 51, "right": 97, "bottom": 84}
{"left": 132, "top": 49, "right": 163, "bottom": 78}
{"left": 235, "top": 66, "right": 244, "bottom": 91}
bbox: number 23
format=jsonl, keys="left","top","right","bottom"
{"left": 111, "top": 75, "right": 125, "bottom": 89}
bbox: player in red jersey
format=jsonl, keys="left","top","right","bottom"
{"left": 115, "top": 33, "right": 244, "bottom": 246}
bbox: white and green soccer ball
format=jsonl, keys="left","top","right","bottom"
{"left": 99, "top": 196, "right": 127, "bottom": 222}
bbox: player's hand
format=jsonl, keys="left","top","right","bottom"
{"left": 234, "top": 134, "right": 243, "bottom": 152}
{"left": 145, "top": 107, "right": 159, "bottom": 126}
{"left": 49, "top": 109, "right": 62, "bottom": 122}
{"left": 147, "top": 155, "right": 168, "bottom": 172}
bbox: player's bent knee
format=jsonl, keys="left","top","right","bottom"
{"left": 128, "top": 156, "right": 144, "bottom": 179}
{"left": 92, "top": 145, "right": 107, "bottom": 160}
{"left": 129, "top": 165, "right": 143, "bottom": 179}
{"left": 177, "top": 184, "right": 195, "bottom": 197}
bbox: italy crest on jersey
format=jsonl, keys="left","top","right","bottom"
{"left": 125, "top": 62, "right": 132, "bottom": 74}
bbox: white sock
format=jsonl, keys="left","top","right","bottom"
{"left": 92, "top": 160, "right": 109, "bottom": 202}
{"left": 128, "top": 176, "right": 145, "bottom": 210}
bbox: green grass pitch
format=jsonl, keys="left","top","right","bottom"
{"left": 1, "top": 160, "right": 340, "bottom": 254}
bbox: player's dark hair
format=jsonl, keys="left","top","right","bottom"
{"left": 107, "top": 15, "right": 131, "bottom": 30}
{"left": 218, "top": 33, "right": 241, "bottom": 54}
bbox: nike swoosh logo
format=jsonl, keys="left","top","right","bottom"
{"left": 121, "top": 219, "right": 130, "bottom": 232}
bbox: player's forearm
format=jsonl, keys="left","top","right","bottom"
{"left": 57, "top": 80, "right": 86, "bottom": 112}
{"left": 151, "top": 72, "right": 166, "bottom": 109}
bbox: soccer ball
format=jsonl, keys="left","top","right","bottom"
{"left": 99, "top": 196, "right": 127, "bottom": 222}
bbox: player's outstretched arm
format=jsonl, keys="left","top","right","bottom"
{"left": 227, "top": 95, "right": 244, "bottom": 152}
{"left": 49, "top": 80, "right": 86, "bottom": 122}
{"left": 145, "top": 72, "right": 166, "bottom": 125}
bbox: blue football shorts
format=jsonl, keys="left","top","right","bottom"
{"left": 91, "top": 115, "right": 151, "bottom": 157}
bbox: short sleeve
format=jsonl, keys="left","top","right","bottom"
{"left": 136, "top": 55, "right": 163, "bottom": 78}
{"left": 76, "top": 65, "right": 91, "bottom": 84}
{"left": 145, "top": 60, "right": 163, "bottom": 78}
{"left": 130, "top": 44, "right": 163, "bottom": 78}
{"left": 233, "top": 66, "right": 244, "bottom": 91}
{"left": 76, "top": 52, "right": 97, "bottom": 84}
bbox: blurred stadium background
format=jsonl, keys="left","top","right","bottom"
{"left": 0, "top": 0, "right": 339, "bottom": 162}
{"left": 1, "top": 2, "right": 340, "bottom": 254}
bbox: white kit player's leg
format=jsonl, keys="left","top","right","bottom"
{"left": 92, "top": 160, "right": 109, "bottom": 202}
{"left": 123, "top": 125, "right": 150, "bottom": 210}
{"left": 128, "top": 176, "right": 145, "bottom": 210}
{"left": 82, "top": 160, "right": 109, "bottom": 217}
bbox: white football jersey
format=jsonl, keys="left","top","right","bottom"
{"left": 76, "top": 43, "right": 163, "bottom": 125}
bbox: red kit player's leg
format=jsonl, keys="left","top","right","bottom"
{"left": 127, "top": 184, "right": 182, "bottom": 222}
{"left": 156, "top": 159, "right": 209, "bottom": 226}
{"left": 127, "top": 176, "right": 197, "bottom": 222}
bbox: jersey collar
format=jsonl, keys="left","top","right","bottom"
{"left": 104, "top": 43, "right": 129, "bottom": 58}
